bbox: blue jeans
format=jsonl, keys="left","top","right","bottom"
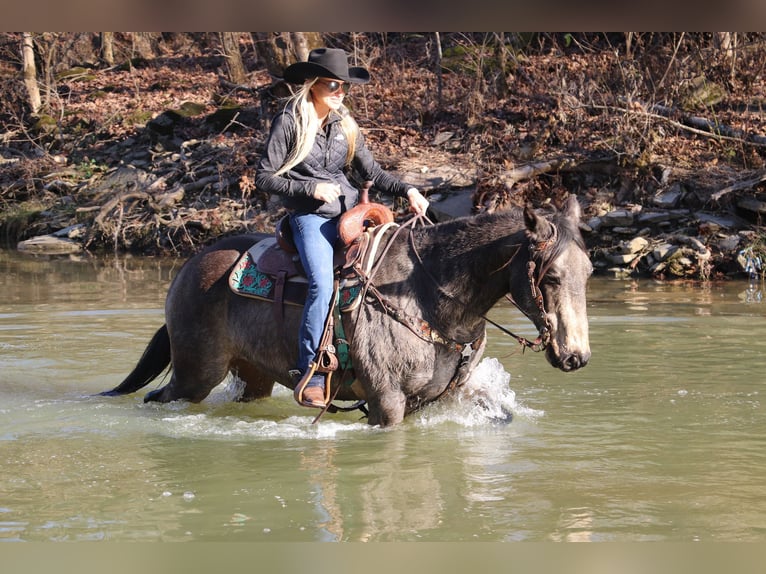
{"left": 289, "top": 213, "right": 339, "bottom": 380}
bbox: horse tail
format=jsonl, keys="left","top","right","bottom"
{"left": 99, "top": 325, "right": 171, "bottom": 396}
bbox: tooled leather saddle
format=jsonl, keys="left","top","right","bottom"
{"left": 228, "top": 185, "right": 396, "bottom": 323}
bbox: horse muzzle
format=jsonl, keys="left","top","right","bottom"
{"left": 547, "top": 346, "right": 590, "bottom": 372}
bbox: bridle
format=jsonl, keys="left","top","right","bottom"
{"left": 503, "top": 254, "right": 552, "bottom": 352}
{"left": 405, "top": 214, "right": 554, "bottom": 353}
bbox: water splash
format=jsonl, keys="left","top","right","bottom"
{"left": 158, "top": 412, "right": 372, "bottom": 441}
{"left": 415, "top": 357, "right": 544, "bottom": 427}
{"left": 87, "top": 358, "right": 541, "bottom": 440}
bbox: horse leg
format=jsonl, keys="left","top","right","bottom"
{"left": 230, "top": 360, "right": 275, "bottom": 402}
{"left": 144, "top": 350, "right": 231, "bottom": 403}
{"left": 366, "top": 389, "right": 407, "bottom": 427}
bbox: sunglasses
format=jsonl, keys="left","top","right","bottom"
{"left": 316, "top": 79, "right": 351, "bottom": 94}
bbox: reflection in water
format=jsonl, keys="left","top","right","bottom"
{"left": 743, "top": 276, "right": 764, "bottom": 304}
{"left": 353, "top": 431, "right": 443, "bottom": 542}
{"left": 551, "top": 507, "right": 595, "bottom": 542}
{"left": 301, "top": 441, "right": 343, "bottom": 541}
{"left": 2, "top": 250, "right": 766, "bottom": 541}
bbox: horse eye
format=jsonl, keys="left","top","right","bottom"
{"left": 544, "top": 274, "right": 561, "bottom": 286}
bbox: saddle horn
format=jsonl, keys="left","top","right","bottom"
{"left": 337, "top": 181, "right": 394, "bottom": 246}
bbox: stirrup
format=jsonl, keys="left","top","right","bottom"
{"left": 291, "top": 365, "right": 329, "bottom": 408}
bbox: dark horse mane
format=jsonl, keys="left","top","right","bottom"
{"left": 408, "top": 203, "right": 583, "bottom": 295}
{"left": 416, "top": 202, "right": 583, "bottom": 257}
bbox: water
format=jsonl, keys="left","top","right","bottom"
{"left": 1, "top": 250, "right": 766, "bottom": 542}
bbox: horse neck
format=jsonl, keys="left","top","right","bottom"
{"left": 411, "top": 212, "right": 528, "bottom": 339}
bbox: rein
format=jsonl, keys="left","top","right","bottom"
{"left": 353, "top": 215, "right": 480, "bottom": 351}
{"left": 407, "top": 215, "right": 553, "bottom": 353}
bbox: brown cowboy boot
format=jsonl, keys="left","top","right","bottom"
{"left": 301, "top": 384, "right": 326, "bottom": 408}
{"left": 290, "top": 371, "right": 327, "bottom": 408}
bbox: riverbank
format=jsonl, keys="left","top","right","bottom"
{"left": 6, "top": 121, "right": 763, "bottom": 282}
{"left": 3, "top": 34, "right": 766, "bottom": 281}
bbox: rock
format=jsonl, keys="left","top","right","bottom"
{"left": 716, "top": 235, "right": 741, "bottom": 252}
{"left": 601, "top": 209, "right": 635, "bottom": 226}
{"left": 432, "top": 131, "right": 454, "bottom": 146}
{"left": 653, "top": 183, "right": 683, "bottom": 208}
{"left": 17, "top": 235, "right": 83, "bottom": 254}
{"left": 147, "top": 111, "right": 176, "bottom": 136}
{"left": 620, "top": 236, "right": 649, "bottom": 255}
{"left": 428, "top": 189, "right": 474, "bottom": 221}
{"left": 737, "top": 197, "right": 766, "bottom": 215}
{"left": 653, "top": 243, "right": 678, "bottom": 261}
{"left": 696, "top": 212, "right": 738, "bottom": 229}
{"left": 52, "top": 224, "right": 87, "bottom": 239}
{"left": 606, "top": 252, "right": 638, "bottom": 264}
{"left": 637, "top": 211, "right": 671, "bottom": 225}
{"left": 586, "top": 216, "right": 603, "bottom": 231}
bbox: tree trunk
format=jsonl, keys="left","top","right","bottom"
{"left": 100, "top": 32, "right": 114, "bottom": 66}
{"left": 21, "top": 32, "right": 41, "bottom": 115}
{"left": 289, "top": 32, "right": 312, "bottom": 63}
{"left": 716, "top": 32, "right": 737, "bottom": 81}
{"left": 434, "top": 32, "right": 443, "bottom": 110}
{"left": 131, "top": 32, "right": 157, "bottom": 59}
{"left": 252, "top": 32, "right": 322, "bottom": 79}
{"left": 494, "top": 32, "right": 509, "bottom": 98}
{"left": 219, "top": 32, "right": 248, "bottom": 84}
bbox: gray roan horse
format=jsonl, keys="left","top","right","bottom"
{"left": 101, "top": 195, "right": 592, "bottom": 426}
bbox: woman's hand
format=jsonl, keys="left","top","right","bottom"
{"left": 406, "top": 188, "right": 429, "bottom": 216}
{"left": 314, "top": 182, "right": 341, "bottom": 204}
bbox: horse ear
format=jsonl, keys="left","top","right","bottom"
{"left": 524, "top": 204, "right": 555, "bottom": 242}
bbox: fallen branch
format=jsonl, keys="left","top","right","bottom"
{"left": 498, "top": 156, "right": 581, "bottom": 189}
{"left": 650, "top": 103, "right": 766, "bottom": 146}
{"left": 585, "top": 101, "right": 766, "bottom": 148}
{"left": 710, "top": 170, "right": 766, "bottom": 202}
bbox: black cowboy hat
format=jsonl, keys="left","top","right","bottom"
{"left": 282, "top": 48, "right": 370, "bottom": 85}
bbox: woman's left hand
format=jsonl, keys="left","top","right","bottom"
{"left": 406, "top": 188, "right": 429, "bottom": 216}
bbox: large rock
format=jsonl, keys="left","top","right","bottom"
{"left": 428, "top": 189, "right": 474, "bottom": 221}
{"left": 601, "top": 209, "right": 635, "bottom": 227}
{"left": 17, "top": 235, "right": 82, "bottom": 254}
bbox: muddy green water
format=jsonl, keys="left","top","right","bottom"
{"left": 1, "top": 250, "right": 765, "bottom": 542}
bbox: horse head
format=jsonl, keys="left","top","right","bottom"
{"left": 509, "top": 195, "right": 592, "bottom": 372}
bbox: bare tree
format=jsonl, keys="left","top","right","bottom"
{"left": 21, "top": 32, "right": 41, "bottom": 115}
{"left": 131, "top": 32, "right": 158, "bottom": 59}
{"left": 252, "top": 32, "right": 322, "bottom": 79}
{"left": 289, "top": 32, "right": 312, "bottom": 62}
{"left": 717, "top": 32, "right": 737, "bottom": 81}
{"left": 219, "top": 32, "right": 248, "bottom": 84}
{"left": 100, "top": 32, "right": 114, "bottom": 66}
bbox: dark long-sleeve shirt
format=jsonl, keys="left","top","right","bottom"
{"left": 256, "top": 108, "right": 410, "bottom": 218}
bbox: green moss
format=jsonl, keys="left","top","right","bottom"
{"left": 174, "top": 101, "right": 207, "bottom": 117}
{"left": 87, "top": 90, "right": 109, "bottom": 101}
{"left": 32, "top": 115, "right": 57, "bottom": 133}
{"left": 74, "top": 158, "right": 107, "bottom": 178}
{"left": 0, "top": 200, "right": 46, "bottom": 244}
{"left": 126, "top": 109, "right": 154, "bottom": 126}
{"left": 55, "top": 67, "right": 96, "bottom": 82}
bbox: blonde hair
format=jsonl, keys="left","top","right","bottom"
{"left": 274, "top": 79, "right": 358, "bottom": 176}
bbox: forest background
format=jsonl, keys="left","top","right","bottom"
{"left": 3, "top": 31, "right": 766, "bottom": 280}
